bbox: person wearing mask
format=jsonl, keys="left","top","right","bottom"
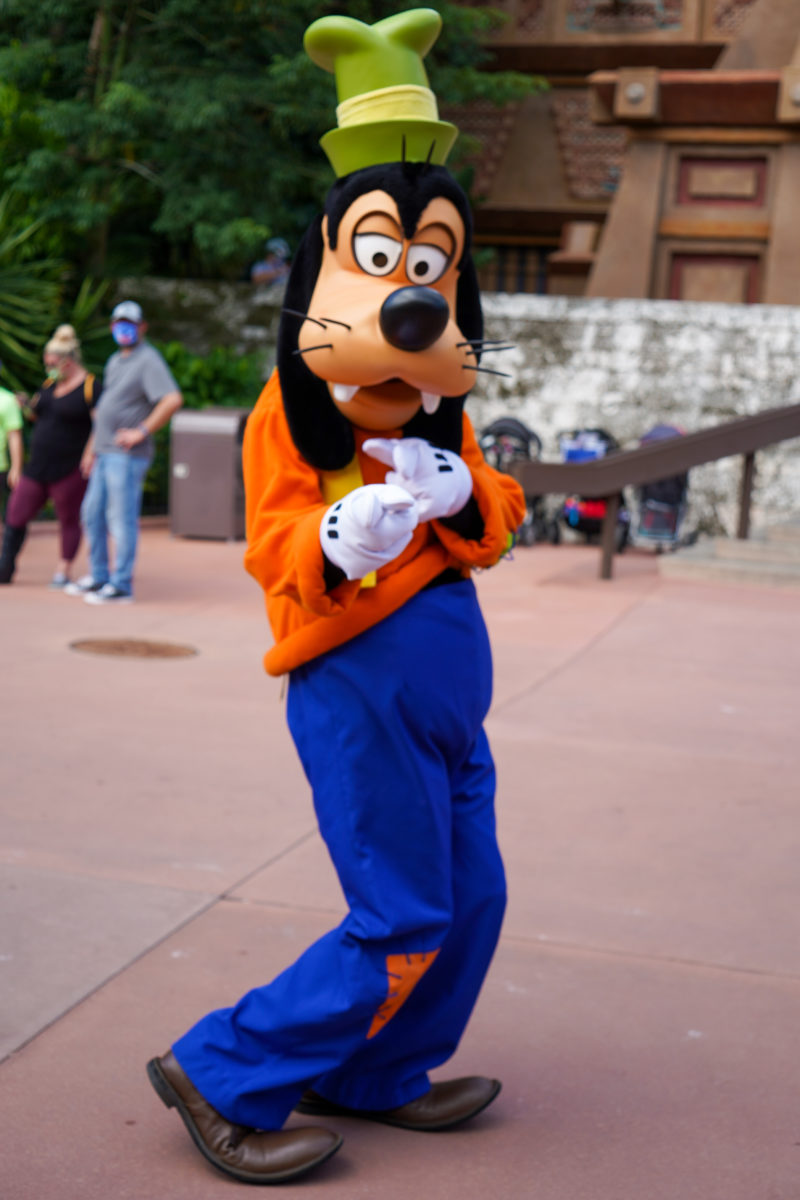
{"left": 0, "top": 327, "right": 99, "bottom": 586}
{"left": 65, "top": 301, "right": 182, "bottom": 604}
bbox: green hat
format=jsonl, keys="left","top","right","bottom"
{"left": 304, "top": 8, "right": 458, "bottom": 177}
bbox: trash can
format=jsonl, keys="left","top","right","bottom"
{"left": 169, "top": 407, "right": 251, "bottom": 540}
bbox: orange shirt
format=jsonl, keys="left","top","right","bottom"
{"left": 242, "top": 371, "right": 526, "bottom": 676}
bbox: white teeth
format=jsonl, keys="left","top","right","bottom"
{"left": 331, "top": 383, "right": 441, "bottom": 412}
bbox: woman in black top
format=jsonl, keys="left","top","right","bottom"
{"left": 0, "top": 325, "right": 101, "bottom": 586}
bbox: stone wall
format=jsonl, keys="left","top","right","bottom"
{"left": 475, "top": 294, "right": 800, "bottom": 536}
{"left": 118, "top": 280, "right": 800, "bottom": 535}
{"left": 115, "top": 276, "right": 283, "bottom": 366}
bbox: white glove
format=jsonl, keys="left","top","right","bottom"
{"left": 363, "top": 437, "right": 473, "bottom": 522}
{"left": 320, "top": 483, "right": 418, "bottom": 581}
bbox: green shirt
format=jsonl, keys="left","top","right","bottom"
{"left": 0, "top": 386, "right": 23, "bottom": 473}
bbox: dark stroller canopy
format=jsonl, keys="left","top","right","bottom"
{"left": 638, "top": 424, "right": 689, "bottom": 505}
{"left": 640, "top": 423, "right": 685, "bottom": 444}
{"left": 481, "top": 417, "right": 542, "bottom": 459}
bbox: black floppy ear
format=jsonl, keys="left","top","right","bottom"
{"left": 455, "top": 255, "right": 484, "bottom": 350}
{"left": 402, "top": 254, "right": 484, "bottom": 456}
{"left": 277, "top": 215, "right": 355, "bottom": 471}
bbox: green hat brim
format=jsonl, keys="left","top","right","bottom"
{"left": 320, "top": 119, "right": 457, "bottom": 178}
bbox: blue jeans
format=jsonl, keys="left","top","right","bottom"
{"left": 81, "top": 451, "right": 152, "bottom": 594}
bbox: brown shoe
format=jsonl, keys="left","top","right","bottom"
{"left": 147, "top": 1051, "right": 343, "bottom": 1184}
{"left": 295, "top": 1076, "right": 501, "bottom": 1131}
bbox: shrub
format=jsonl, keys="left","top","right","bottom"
{"left": 141, "top": 340, "right": 266, "bottom": 513}
{"left": 0, "top": 194, "right": 62, "bottom": 390}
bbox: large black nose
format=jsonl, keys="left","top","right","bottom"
{"left": 379, "top": 286, "right": 450, "bottom": 353}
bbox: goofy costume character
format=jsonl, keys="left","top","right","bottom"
{"left": 147, "top": 9, "right": 526, "bottom": 1186}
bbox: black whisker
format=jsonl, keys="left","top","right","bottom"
{"left": 464, "top": 345, "right": 514, "bottom": 355}
{"left": 282, "top": 307, "right": 326, "bottom": 330}
{"left": 292, "top": 343, "right": 333, "bottom": 356}
{"left": 457, "top": 339, "right": 515, "bottom": 347}
{"left": 319, "top": 317, "right": 352, "bottom": 331}
{"left": 282, "top": 307, "right": 352, "bottom": 333}
{"left": 462, "top": 364, "right": 511, "bottom": 378}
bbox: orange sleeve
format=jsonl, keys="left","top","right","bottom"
{"left": 432, "top": 414, "right": 527, "bottom": 567}
{"left": 242, "top": 373, "right": 361, "bottom": 616}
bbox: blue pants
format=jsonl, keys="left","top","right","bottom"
{"left": 173, "top": 580, "right": 506, "bottom": 1130}
{"left": 81, "top": 451, "right": 151, "bottom": 593}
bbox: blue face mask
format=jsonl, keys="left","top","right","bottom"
{"left": 111, "top": 320, "right": 140, "bottom": 347}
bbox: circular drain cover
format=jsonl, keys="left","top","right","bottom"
{"left": 70, "top": 638, "right": 197, "bottom": 659}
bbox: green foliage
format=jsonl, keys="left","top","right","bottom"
{"left": 154, "top": 341, "right": 264, "bottom": 412}
{"left": 141, "top": 340, "right": 265, "bottom": 512}
{"left": 61, "top": 276, "right": 115, "bottom": 375}
{"left": 0, "top": 193, "right": 63, "bottom": 391}
{"left": 0, "top": 2, "right": 539, "bottom": 280}
{"left": 0, "top": 185, "right": 119, "bottom": 392}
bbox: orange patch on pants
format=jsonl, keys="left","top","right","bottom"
{"left": 367, "top": 950, "right": 440, "bottom": 1040}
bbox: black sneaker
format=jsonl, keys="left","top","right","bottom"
{"left": 64, "top": 575, "right": 105, "bottom": 596}
{"left": 84, "top": 583, "right": 134, "bottom": 605}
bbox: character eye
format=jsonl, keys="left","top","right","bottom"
{"left": 406, "top": 244, "right": 450, "bottom": 284}
{"left": 353, "top": 233, "right": 403, "bottom": 276}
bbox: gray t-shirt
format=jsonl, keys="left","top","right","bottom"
{"left": 93, "top": 341, "right": 179, "bottom": 457}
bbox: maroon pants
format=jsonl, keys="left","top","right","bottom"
{"left": 6, "top": 469, "right": 87, "bottom": 562}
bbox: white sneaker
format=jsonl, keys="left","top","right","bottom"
{"left": 64, "top": 575, "right": 105, "bottom": 596}
{"left": 84, "top": 583, "right": 134, "bottom": 605}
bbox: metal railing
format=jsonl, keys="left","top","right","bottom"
{"left": 509, "top": 402, "right": 800, "bottom": 579}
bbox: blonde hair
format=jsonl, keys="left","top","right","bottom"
{"left": 45, "top": 324, "right": 82, "bottom": 362}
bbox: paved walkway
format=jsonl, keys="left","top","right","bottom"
{"left": 2, "top": 521, "right": 798, "bottom": 1199}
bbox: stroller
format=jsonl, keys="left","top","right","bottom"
{"left": 632, "top": 423, "right": 692, "bottom": 551}
{"left": 557, "top": 427, "right": 631, "bottom": 551}
{"left": 479, "top": 417, "right": 558, "bottom": 546}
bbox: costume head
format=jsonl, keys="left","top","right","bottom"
{"left": 277, "top": 8, "right": 483, "bottom": 472}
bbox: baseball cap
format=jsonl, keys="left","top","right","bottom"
{"left": 111, "top": 300, "right": 143, "bottom": 323}
{"left": 266, "top": 237, "right": 290, "bottom": 259}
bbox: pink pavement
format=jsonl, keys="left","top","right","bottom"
{"left": 1, "top": 519, "right": 798, "bottom": 1200}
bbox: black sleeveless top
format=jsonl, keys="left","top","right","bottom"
{"left": 24, "top": 375, "right": 101, "bottom": 484}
